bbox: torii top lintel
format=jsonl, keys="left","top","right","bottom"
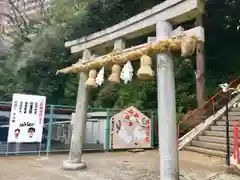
{"left": 65, "top": 0, "right": 204, "bottom": 54}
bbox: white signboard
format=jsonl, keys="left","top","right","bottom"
{"left": 7, "top": 93, "right": 46, "bottom": 143}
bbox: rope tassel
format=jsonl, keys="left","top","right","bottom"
{"left": 85, "top": 69, "right": 97, "bottom": 88}
{"left": 108, "top": 64, "right": 121, "bottom": 84}
{"left": 181, "top": 36, "right": 197, "bottom": 57}
{"left": 137, "top": 55, "right": 154, "bottom": 80}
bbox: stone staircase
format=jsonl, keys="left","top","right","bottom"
{"left": 184, "top": 107, "right": 240, "bottom": 157}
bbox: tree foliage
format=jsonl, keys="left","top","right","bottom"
{"left": 0, "top": 0, "right": 240, "bottom": 120}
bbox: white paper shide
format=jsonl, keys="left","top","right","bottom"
{"left": 96, "top": 67, "right": 105, "bottom": 86}
{"left": 7, "top": 93, "right": 46, "bottom": 143}
{"left": 120, "top": 61, "right": 133, "bottom": 84}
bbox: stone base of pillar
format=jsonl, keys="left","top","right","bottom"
{"left": 62, "top": 160, "right": 87, "bottom": 171}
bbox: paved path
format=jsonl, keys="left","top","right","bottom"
{"left": 0, "top": 150, "right": 239, "bottom": 180}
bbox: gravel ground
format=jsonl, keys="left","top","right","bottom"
{"left": 0, "top": 150, "right": 239, "bottom": 180}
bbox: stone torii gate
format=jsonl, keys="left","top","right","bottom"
{"left": 57, "top": 0, "right": 205, "bottom": 179}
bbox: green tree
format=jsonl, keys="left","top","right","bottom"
{"left": 1, "top": 0, "right": 240, "bottom": 123}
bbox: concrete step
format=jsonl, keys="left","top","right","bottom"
{"left": 184, "top": 146, "right": 226, "bottom": 157}
{"left": 215, "top": 121, "right": 235, "bottom": 126}
{"left": 204, "top": 130, "right": 234, "bottom": 138}
{"left": 229, "top": 111, "right": 240, "bottom": 116}
{"left": 210, "top": 125, "right": 235, "bottom": 132}
{"left": 191, "top": 141, "right": 234, "bottom": 152}
{"left": 220, "top": 116, "right": 240, "bottom": 121}
{"left": 197, "top": 135, "right": 239, "bottom": 145}
{"left": 230, "top": 108, "right": 240, "bottom": 112}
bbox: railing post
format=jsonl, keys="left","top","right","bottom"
{"left": 211, "top": 98, "right": 215, "bottom": 114}
{"left": 105, "top": 108, "right": 110, "bottom": 151}
{"left": 233, "top": 122, "right": 238, "bottom": 163}
{"left": 46, "top": 104, "right": 54, "bottom": 155}
{"left": 225, "top": 92, "right": 230, "bottom": 167}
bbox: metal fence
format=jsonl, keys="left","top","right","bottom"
{"left": 0, "top": 102, "right": 157, "bottom": 156}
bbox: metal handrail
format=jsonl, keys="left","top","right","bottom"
{"left": 178, "top": 75, "right": 240, "bottom": 140}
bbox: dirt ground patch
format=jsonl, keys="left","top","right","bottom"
{"left": 0, "top": 150, "right": 239, "bottom": 180}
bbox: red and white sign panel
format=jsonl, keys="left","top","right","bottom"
{"left": 7, "top": 93, "right": 46, "bottom": 143}
{"left": 110, "top": 106, "right": 152, "bottom": 149}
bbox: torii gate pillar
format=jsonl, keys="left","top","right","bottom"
{"left": 156, "top": 21, "right": 179, "bottom": 180}
{"left": 62, "top": 49, "right": 91, "bottom": 170}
